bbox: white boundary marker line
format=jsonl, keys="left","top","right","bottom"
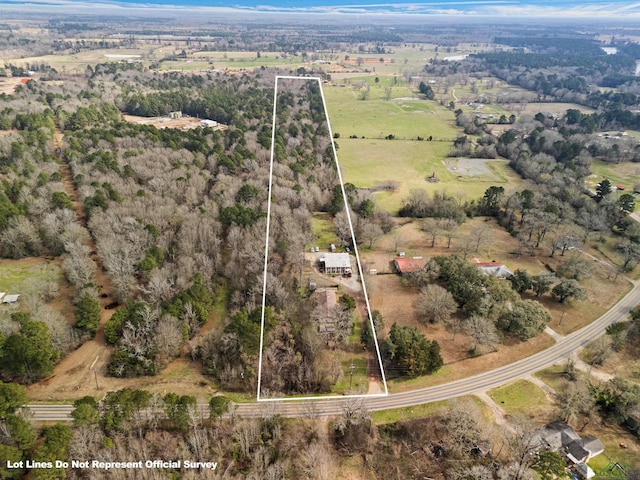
{"left": 257, "top": 75, "right": 389, "bottom": 402}
{"left": 256, "top": 75, "right": 279, "bottom": 401}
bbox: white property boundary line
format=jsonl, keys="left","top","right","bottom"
{"left": 257, "top": 75, "right": 389, "bottom": 402}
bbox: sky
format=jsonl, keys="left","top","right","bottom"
{"left": 2, "top": 0, "right": 640, "bottom": 17}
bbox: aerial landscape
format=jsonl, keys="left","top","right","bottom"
{"left": 2, "top": 0, "right": 640, "bottom": 478}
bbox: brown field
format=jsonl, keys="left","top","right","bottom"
{"left": 359, "top": 216, "right": 630, "bottom": 391}
{"left": 0, "top": 76, "right": 28, "bottom": 95}
{"left": 594, "top": 337, "right": 640, "bottom": 384}
{"left": 28, "top": 355, "right": 218, "bottom": 402}
{"left": 123, "top": 114, "right": 228, "bottom": 131}
{"left": 518, "top": 102, "right": 597, "bottom": 116}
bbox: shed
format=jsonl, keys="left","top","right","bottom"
{"left": 2, "top": 294, "right": 20, "bottom": 304}
{"left": 574, "top": 462, "right": 595, "bottom": 479}
{"left": 393, "top": 256, "right": 427, "bottom": 274}
{"left": 476, "top": 261, "right": 513, "bottom": 278}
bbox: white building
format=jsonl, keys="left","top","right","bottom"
{"left": 320, "top": 253, "right": 351, "bottom": 275}
{"left": 2, "top": 294, "right": 20, "bottom": 304}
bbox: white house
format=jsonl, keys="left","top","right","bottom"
{"left": 319, "top": 253, "right": 352, "bottom": 275}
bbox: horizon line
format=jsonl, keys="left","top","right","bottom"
{"left": 3, "top": 0, "right": 640, "bottom": 19}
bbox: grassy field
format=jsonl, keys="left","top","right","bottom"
{"left": 534, "top": 365, "right": 570, "bottom": 391}
{"left": 371, "top": 395, "right": 488, "bottom": 424}
{"left": 0, "top": 257, "right": 61, "bottom": 294}
{"left": 586, "top": 423, "right": 640, "bottom": 474}
{"left": 9, "top": 48, "right": 155, "bottom": 73}
{"left": 310, "top": 212, "right": 341, "bottom": 249}
{"left": 488, "top": 380, "right": 550, "bottom": 417}
{"left": 324, "top": 84, "right": 523, "bottom": 212}
{"left": 331, "top": 356, "right": 368, "bottom": 394}
{"left": 588, "top": 159, "right": 640, "bottom": 190}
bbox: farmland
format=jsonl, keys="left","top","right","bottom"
{"left": 324, "top": 83, "right": 523, "bottom": 212}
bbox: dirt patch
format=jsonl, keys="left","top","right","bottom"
{"left": 444, "top": 157, "right": 506, "bottom": 180}
{"left": 123, "top": 114, "right": 228, "bottom": 131}
{"left": 0, "top": 77, "right": 28, "bottom": 95}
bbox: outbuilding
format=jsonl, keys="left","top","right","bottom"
{"left": 476, "top": 261, "right": 513, "bottom": 278}
{"left": 2, "top": 294, "right": 20, "bottom": 304}
{"left": 393, "top": 256, "right": 427, "bottom": 274}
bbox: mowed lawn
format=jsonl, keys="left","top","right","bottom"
{"left": 588, "top": 159, "right": 640, "bottom": 190}
{"left": 0, "top": 257, "right": 61, "bottom": 294}
{"left": 324, "top": 84, "right": 523, "bottom": 212}
{"left": 488, "top": 380, "right": 552, "bottom": 419}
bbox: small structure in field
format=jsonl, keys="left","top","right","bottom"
{"left": 393, "top": 256, "right": 427, "bottom": 274}
{"left": 2, "top": 294, "right": 20, "bottom": 304}
{"left": 475, "top": 261, "right": 513, "bottom": 278}
{"left": 319, "top": 253, "right": 352, "bottom": 276}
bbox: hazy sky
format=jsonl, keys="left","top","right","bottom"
{"left": 2, "top": 0, "right": 640, "bottom": 17}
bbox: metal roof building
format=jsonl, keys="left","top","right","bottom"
{"left": 320, "top": 253, "right": 351, "bottom": 274}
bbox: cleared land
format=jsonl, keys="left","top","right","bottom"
{"left": 0, "top": 257, "right": 61, "bottom": 294}
{"left": 324, "top": 84, "right": 523, "bottom": 212}
{"left": 8, "top": 47, "right": 154, "bottom": 73}
{"left": 0, "top": 77, "right": 27, "bottom": 95}
{"left": 534, "top": 365, "right": 571, "bottom": 391}
{"left": 589, "top": 159, "right": 640, "bottom": 190}
{"left": 123, "top": 114, "right": 228, "bottom": 131}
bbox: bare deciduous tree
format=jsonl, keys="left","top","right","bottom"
{"left": 415, "top": 284, "right": 457, "bottom": 324}
{"left": 465, "top": 315, "right": 500, "bottom": 353}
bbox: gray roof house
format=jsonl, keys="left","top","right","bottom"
{"left": 539, "top": 421, "right": 581, "bottom": 450}
{"left": 538, "top": 421, "right": 605, "bottom": 468}
{"left": 319, "top": 253, "right": 352, "bottom": 275}
{"left": 476, "top": 261, "right": 513, "bottom": 278}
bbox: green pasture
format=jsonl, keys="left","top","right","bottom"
{"left": 324, "top": 83, "right": 523, "bottom": 212}
{"left": 165, "top": 51, "right": 303, "bottom": 70}
{"left": 534, "top": 365, "right": 570, "bottom": 392}
{"left": 589, "top": 159, "right": 640, "bottom": 190}
{"left": 487, "top": 380, "right": 549, "bottom": 416}
{"left": 335, "top": 137, "right": 519, "bottom": 212}
{"left": 310, "top": 212, "right": 341, "bottom": 249}
{"left": 0, "top": 259, "right": 61, "bottom": 294}
{"left": 325, "top": 83, "right": 458, "bottom": 139}
{"left": 332, "top": 356, "right": 368, "bottom": 394}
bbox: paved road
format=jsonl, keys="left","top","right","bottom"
{"left": 26, "top": 282, "right": 640, "bottom": 422}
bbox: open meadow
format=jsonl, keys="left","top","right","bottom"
{"left": 324, "top": 83, "right": 523, "bottom": 212}
{"left": 589, "top": 159, "right": 640, "bottom": 190}
{"left": 8, "top": 47, "right": 155, "bottom": 73}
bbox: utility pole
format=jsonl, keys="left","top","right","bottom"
{"left": 349, "top": 361, "right": 355, "bottom": 391}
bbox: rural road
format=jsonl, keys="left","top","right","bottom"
{"left": 26, "top": 282, "right": 640, "bottom": 422}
